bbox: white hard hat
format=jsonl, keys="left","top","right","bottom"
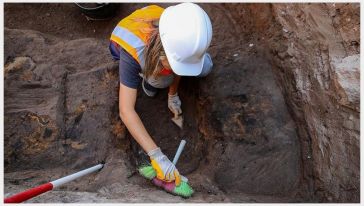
{"left": 159, "top": 3, "right": 212, "bottom": 76}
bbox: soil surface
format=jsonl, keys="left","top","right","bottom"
{"left": 4, "top": 3, "right": 359, "bottom": 203}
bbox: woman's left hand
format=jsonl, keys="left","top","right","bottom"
{"left": 168, "top": 93, "right": 182, "bottom": 116}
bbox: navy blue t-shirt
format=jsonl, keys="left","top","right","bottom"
{"left": 109, "top": 42, "right": 142, "bottom": 89}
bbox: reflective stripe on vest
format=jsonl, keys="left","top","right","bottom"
{"left": 111, "top": 26, "right": 146, "bottom": 68}
{"left": 110, "top": 5, "right": 164, "bottom": 69}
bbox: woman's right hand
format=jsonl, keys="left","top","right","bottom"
{"left": 148, "top": 147, "right": 181, "bottom": 186}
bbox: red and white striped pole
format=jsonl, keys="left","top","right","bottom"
{"left": 4, "top": 163, "right": 104, "bottom": 203}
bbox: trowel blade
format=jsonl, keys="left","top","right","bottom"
{"left": 171, "top": 115, "right": 183, "bottom": 129}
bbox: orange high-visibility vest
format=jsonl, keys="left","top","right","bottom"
{"left": 110, "top": 5, "right": 164, "bottom": 69}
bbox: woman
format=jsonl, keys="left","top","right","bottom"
{"left": 109, "top": 3, "right": 213, "bottom": 186}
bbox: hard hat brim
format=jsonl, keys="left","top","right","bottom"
{"left": 165, "top": 51, "right": 204, "bottom": 76}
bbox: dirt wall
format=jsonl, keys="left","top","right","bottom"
{"left": 269, "top": 4, "right": 360, "bottom": 202}
{"left": 200, "top": 3, "right": 360, "bottom": 202}
{"left": 239, "top": 3, "right": 360, "bottom": 202}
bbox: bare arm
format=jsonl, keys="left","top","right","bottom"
{"left": 118, "top": 83, "right": 158, "bottom": 153}
{"left": 168, "top": 75, "right": 181, "bottom": 95}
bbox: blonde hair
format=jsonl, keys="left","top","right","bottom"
{"left": 143, "top": 28, "right": 165, "bottom": 79}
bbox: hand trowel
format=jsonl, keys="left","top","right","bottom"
{"left": 171, "top": 112, "right": 184, "bottom": 129}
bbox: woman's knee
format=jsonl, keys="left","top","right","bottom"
{"left": 146, "top": 74, "right": 174, "bottom": 89}
{"left": 197, "top": 53, "right": 213, "bottom": 77}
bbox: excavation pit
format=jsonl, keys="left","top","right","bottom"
{"left": 4, "top": 3, "right": 359, "bottom": 203}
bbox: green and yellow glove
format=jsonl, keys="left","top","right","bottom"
{"left": 148, "top": 147, "right": 181, "bottom": 186}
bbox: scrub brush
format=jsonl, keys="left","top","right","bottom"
{"left": 152, "top": 175, "right": 193, "bottom": 197}
{"left": 138, "top": 140, "right": 194, "bottom": 198}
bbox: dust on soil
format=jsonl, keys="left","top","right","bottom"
{"left": 4, "top": 3, "right": 310, "bottom": 203}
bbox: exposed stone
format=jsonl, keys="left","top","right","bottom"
{"left": 331, "top": 55, "right": 360, "bottom": 109}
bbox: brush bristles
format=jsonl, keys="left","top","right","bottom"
{"left": 138, "top": 165, "right": 156, "bottom": 180}
{"left": 174, "top": 181, "right": 194, "bottom": 198}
